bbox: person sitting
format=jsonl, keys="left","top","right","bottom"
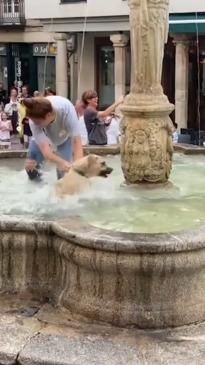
{"left": 81, "top": 90, "right": 123, "bottom": 145}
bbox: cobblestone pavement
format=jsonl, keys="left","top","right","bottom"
{"left": 0, "top": 293, "right": 204, "bottom": 365}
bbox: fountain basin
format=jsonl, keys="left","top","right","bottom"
{"left": 1, "top": 146, "right": 205, "bottom": 329}
{"left": 1, "top": 216, "right": 205, "bottom": 329}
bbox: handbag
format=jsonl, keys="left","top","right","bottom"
{"left": 88, "top": 119, "right": 107, "bottom": 145}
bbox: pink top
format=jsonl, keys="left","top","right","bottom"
{"left": 0, "top": 120, "right": 11, "bottom": 141}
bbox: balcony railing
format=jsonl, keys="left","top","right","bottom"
{"left": 0, "top": 0, "right": 25, "bottom": 26}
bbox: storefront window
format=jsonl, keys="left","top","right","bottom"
{"left": 37, "top": 57, "right": 56, "bottom": 93}
{"left": 0, "top": 57, "right": 8, "bottom": 90}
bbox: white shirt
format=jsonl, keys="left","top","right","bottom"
{"left": 173, "top": 131, "right": 178, "bottom": 144}
{"left": 78, "top": 115, "right": 88, "bottom": 145}
{"left": 106, "top": 116, "right": 120, "bottom": 145}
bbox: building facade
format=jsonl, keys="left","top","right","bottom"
{"left": 0, "top": 0, "right": 56, "bottom": 95}
{"left": 1, "top": 0, "right": 205, "bottom": 131}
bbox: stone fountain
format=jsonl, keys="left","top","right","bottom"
{"left": 121, "top": 0, "right": 174, "bottom": 184}
{"left": 1, "top": 0, "right": 205, "bottom": 345}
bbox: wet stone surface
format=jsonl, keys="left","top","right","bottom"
{"left": 0, "top": 294, "right": 204, "bottom": 364}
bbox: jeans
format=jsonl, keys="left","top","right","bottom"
{"left": 26, "top": 138, "right": 72, "bottom": 180}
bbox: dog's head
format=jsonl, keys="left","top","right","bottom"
{"left": 73, "top": 154, "right": 113, "bottom": 178}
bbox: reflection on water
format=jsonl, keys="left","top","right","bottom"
{"left": 1, "top": 154, "right": 205, "bottom": 233}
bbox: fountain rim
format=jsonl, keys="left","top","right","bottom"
{"left": 1, "top": 215, "right": 205, "bottom": 254}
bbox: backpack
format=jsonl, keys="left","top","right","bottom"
{"left": 88, "top": 119, "right": 107, "bottom": 145}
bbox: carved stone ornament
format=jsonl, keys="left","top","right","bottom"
{"left": 121, "top": 0, "right": 174, "bottom": 184}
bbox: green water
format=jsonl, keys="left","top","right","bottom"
{"left": 0, "top": 154, "right": 205, "bottom": 233}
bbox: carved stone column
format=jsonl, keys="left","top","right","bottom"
{"left": 110, "top": 34, "right": 128, "bottom": 100}
{"left": 174, "top": 36, "right": 189, "bottom": 130}
{"left": 54, "top": 33, "right": 68, "bottom": 97}
{"left": 121, "top": 0, "right": 174, "bottom": 184}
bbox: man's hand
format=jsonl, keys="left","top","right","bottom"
{"left": 57, "top": 159, "right": 72, "bottom": 173}
{"left": 25, "top": 159, "right": 37, "bottom": 171}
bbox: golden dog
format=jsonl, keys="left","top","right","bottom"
{"left": 55, "top": 154, "right": 113, "bottom": 197}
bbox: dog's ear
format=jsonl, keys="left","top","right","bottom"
{"left": 73, "top": 156, "right": 90, "bottom": 176}
{"left": 87, "top": 154, "right": 98, "bottom": 167}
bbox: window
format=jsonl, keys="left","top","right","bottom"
{"left": 98, "top": 46, "right": 114, "bottom": 108}
{"left": 14, "top": 0, "right": 20, "bottom": 13}
{"left": 3, "top": 0, "right": 19, "bottom": 15}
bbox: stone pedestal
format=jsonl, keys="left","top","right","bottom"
{"left": 121, "top": 0, "right": 174, "bottom": 184}
{"left": 121, "top": 99, "right": 174, "bottom": 184}
{"left": 54, "top": 33, "right": 68, "bottom": 97}
{"left": 174, "top": 37, "right": 189, "bottom": 130}
{"left": 110, "top": 34, "right": 128, "bottom": 100}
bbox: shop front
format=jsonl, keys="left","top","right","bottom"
{"left": 0, "top": 42, "right": 56, "bottom": 95}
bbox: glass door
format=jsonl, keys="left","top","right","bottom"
{"left": 96, "top": 43, "right": 114, "bottom": 109}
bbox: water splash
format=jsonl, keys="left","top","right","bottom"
{"left": 1, "top": 154, "right": 205, "bottom": 233}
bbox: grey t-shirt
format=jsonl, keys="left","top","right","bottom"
{"left": 29, "top": 96, "right": 80, "bottom": 146}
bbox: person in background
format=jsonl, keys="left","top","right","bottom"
{"left": 75, "top": 99, "right": 88, "bottom": 145}
{"left": 0, "top": 111, "right": 12, "bottom": 149}
{"left": 23, "top": 95, "right": 83, "bottom": 181}
{"left": 22, "top": 117, "right": 32, "bottom": 149}
{"left": 0, "top": 82, "right": 7, "bottom": 106}
{"left": 82, "top": 90, "right": 124, "bottom": 145}
{"left": 44, "top": 87, "right": 56, "bottom": 96}
{"left": 17, "top": 85, "right": 31, "bottom": 145}
{"left": 106, "top": 113, "right": 121, "bottom": 145}
{"left": 21, "top": 85, "right": 30, "bottom": 99}
{"left": 4, "top": 88, "right": 19, "bottom": 134}
{"left": 33, "top": 90, "right": 40, "bottom": 97}
{"left": 172, "top": 122, "right": 179, "bottom": 144}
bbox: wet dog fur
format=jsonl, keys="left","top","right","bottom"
{"left": 55, "top": 154, "right": 113, "bottom": 197}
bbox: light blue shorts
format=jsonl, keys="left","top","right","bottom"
{"left": 27, "top": 138, "right": 72, "bottom": 180}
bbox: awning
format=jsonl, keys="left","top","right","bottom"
{"left": 43, "top": 12, "right": 205, "bottom": 34}
{"left": 169, "top": 13, "right": 205, "bottom": 33}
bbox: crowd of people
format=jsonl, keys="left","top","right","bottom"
{"left": 0, "top": 82, "right": 123, "bottom": 151}
{"left": 0, "top": 83, "right": 35, "bottom": 150}
{"left": 0, "top": 82, "right": 181, "bottom": 184}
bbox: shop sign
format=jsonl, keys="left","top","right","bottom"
{"left": 15, "top": 60, "right": 22, "bottom": 96}
{"left": 33, "top": 43, "right": 57, "bottom": 57}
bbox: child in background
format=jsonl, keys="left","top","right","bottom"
{"left": 0, "top": 112, "right": 12, "bottom": 149}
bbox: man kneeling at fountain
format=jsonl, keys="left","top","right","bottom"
{"left": 23, "top": 96, "right": 83, "bottom": 181}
